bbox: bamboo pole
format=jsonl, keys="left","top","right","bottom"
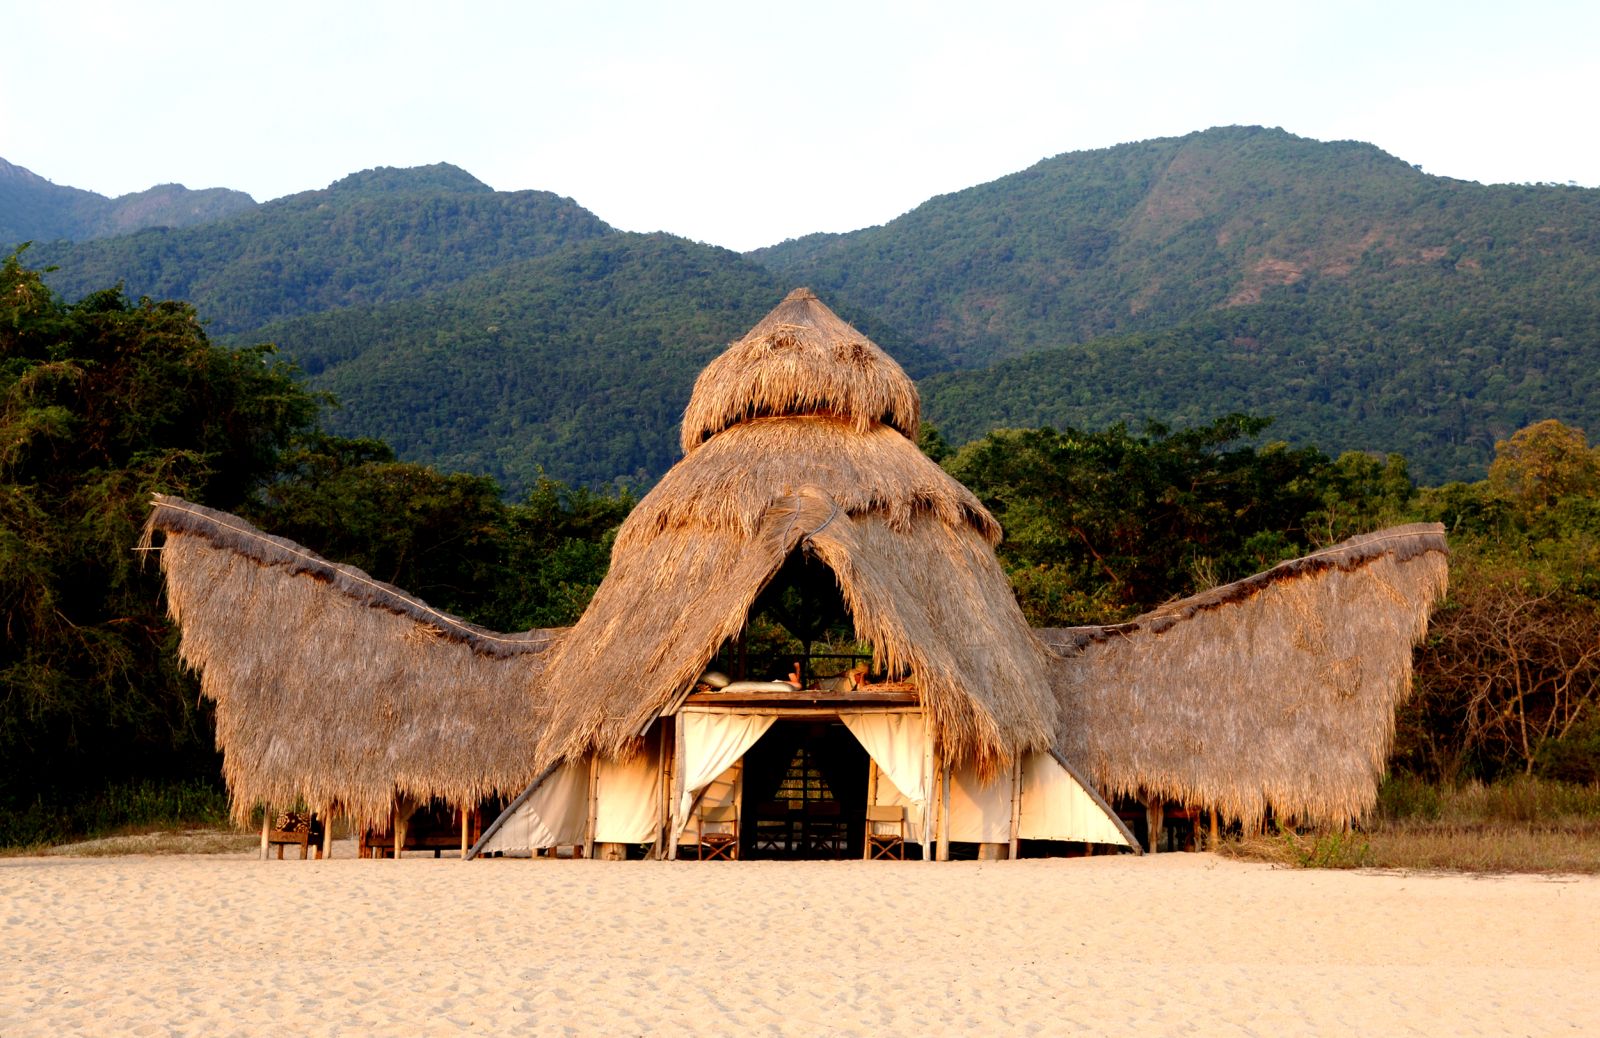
{"left": 1008, "top": 758, "right": 1023, "bottom": 861}
{"left": 259, "top": 809, "right": 270, "bottom": 861}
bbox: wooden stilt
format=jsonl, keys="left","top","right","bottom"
{"left": 259, "top": 809, "right": 270, "bottom": 861}
{"left": 1008, "top": 757, "right": 1023, "bottom": 861}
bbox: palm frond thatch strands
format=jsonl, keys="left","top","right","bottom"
{"left": 535, "top": 292, "right": 1048, "bottom": 774}
{"left": 143, "top": 497, "right": 562, "bottom": 828}
{"left": 679, "top": 287, "right": 922, "bottom": 454}
{"left": 1043, "top": 523, "right": 1449, "bottom": 827}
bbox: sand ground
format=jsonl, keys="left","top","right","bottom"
{"left": 3, "top": 847, "right": 1596, "bottom": 1036}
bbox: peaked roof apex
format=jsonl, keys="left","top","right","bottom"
{"left": 680, "top": 289, "right": 921, "bottom": 453}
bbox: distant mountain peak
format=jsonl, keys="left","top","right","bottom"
{"left": 325, "top": 163, "right": 493, "bottom": 196}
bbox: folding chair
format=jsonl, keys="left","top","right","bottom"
{"left": 697, "top": 803, "right": 739, "bottom": 860}
{"left": 866, "top": 804, "right": 906, "bottom": 860}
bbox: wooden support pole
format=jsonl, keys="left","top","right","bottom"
{"left": 920, "top": 733, "right": 934, "bottom": 862}
{"left": 1210, "top": 808, "right": 1221, "bottom": 849}
{"left": 259, "top": 809, "right": 270, "bottom": 861}
{"left": 669, "top": 714, "right": 687, "bottom": 861}
{"left": 584, "top": 754, "right": 599, "bottom": 861}
{"left": 321, "top": 809, "right": 333, "bottom": 860}
{"left": 863, "top": 760, "right": 879, "bottom": 860}
{"left": 393, "top": 799, "right": 405, "bottom": 861}
{"left": 1008, "top": 757, "right": 1023, "bottom": 862}
{"left": 936, "top": 760, "right": 952, "bottom": 862}
{"left": 461, "top": 807, "right": 470, "bottom": 860}
{"left": 1145, "top": 798, "right": 1164, "bottom": 854}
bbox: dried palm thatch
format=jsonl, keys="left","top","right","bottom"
{"left": 536, "top": 292, "right": 1055, "bottom": 774}
{"left": 1040, "top": 523, "right": 1449, "bottom": 827}
{"left": 680, "top": 287, "right": 922, "bottom": 453}
{"left": 143, "top": 496, "right": 562, "bottom": 829}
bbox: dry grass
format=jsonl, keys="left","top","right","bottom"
{"left": 1216, "top": 777, "right": 1600, "bottom": 874}
{"left": 5, "top": 828, "right": 259, "bottom": 858}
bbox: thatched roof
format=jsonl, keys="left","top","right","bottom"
{"left": 1040, "top": 523, "right": 1449, "bottom": 826}
{"left": 143, "top": 496, "right": 562, "bottom": 828}
{"left": 680, "top": 288, "right": 922, "bottom": 453}
{"left": 535, "top": 290, "right": 1055, "bottom": 774}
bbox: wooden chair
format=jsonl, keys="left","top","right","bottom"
{"left": 267, "top": 811, "right": 324, "bottom": 859}
{"left": 697, "top": 803, "right": 739, "bottom": 860}
{"left": 865, "top": 804, "right": 906, "bottom": 860}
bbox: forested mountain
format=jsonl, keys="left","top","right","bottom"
{"left": 257, "top": 233, "right": 789, "bottom": 493}
{"left": 9, "top": 128, "right": 1600, "bottom": 486}
{"left": 24, "top": 164, "right": 613, "bottom": 333}
{"left": 754, "top": 126, "right": 1600, "bottom": 480}
{"left": 0, "top": 157, "right": 255, "bottom": 244}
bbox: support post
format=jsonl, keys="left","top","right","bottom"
{"left": 863, "top": 760, "right": 879, "bottom": 860}
{"left": 461, "top": 807, "right": 470, "bottom": 860}
{"left": 584, "top": 754, "right": 599, "bottom": 861}
{"left": 1145, "top": 797, "right": 1164, "bottom": 854}
{"left": 668, "top": 713, "right": 687, "bottom": 861}
{"left": 393, "top": 799, "right": 406, "bottom": 861}
{"left": 321, "top": 809, "right": 333, "bottom": 860}
{"left": 936, "top": 760, "right": 952, "bottom": 862}
{"left": 259, "top": 808, "right": 270, "bottom": 861}
{"left": 920, "top": 728, "right": 934, "bottom": 862}
{"left": 1008, "top": 757, "right": 1023, "bottom": 862}
{"left": 1210, "top": 808, "right": 1221, "bottom": 849}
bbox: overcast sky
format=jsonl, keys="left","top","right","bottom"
{"left": 5, "top": 1, "right": 1596, "bottom": 251}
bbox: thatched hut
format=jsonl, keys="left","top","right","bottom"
{"left": 1040, "top": 523, "right": 1448, "bottom": 840}
{"left": 142, "top": 497, "right": 563, "bottom": 849}
{"left": 145, "top": 287, "right": 1448, "bottom": 861}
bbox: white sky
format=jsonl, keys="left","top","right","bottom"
{"left": 4, "top": 1, "right": 1597, "bottom": 252}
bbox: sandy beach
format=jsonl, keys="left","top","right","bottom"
{"left": 3, "top": 849, "right": 1596, "bottom": 1036}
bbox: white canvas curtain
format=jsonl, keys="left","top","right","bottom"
{"left": 677, "top": 711, "right": 775, "bottom": 827}
{"left": 946, "top": 763, "right": 1013, "bottom": 843}
{"left": 840, "top": 712, "right": 930, "bottom": 842}
{"left": 475, "top": 758, "right": 588, "bottom": 855}
{"left": 1018, "top": 752, "right": 1131, "bottom": 846}
{"left": 595, "top": 743, "right": 661, "bottom": 845}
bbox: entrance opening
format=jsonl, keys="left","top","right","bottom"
{"left": 740, "top": 720, "right": 867, "bottom": 859}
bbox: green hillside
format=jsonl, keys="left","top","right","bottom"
{"left": 26, "top": 164, "right": 613, "bottom": 334}
{"left": 1, "top": 157, "right": 255, "bottom": 244}
{"left": 755, "top": 126, "right": 1600, "bottom": 479}
{"left": 254, "top": 233, "right": 789, "bottom": 493}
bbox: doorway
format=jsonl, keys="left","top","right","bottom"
{"left": 740, "top": 720, "right": 867, "bottom": 859}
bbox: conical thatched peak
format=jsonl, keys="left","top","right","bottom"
{"left": 680, "top": 289, "right": 921, "bottom": 454}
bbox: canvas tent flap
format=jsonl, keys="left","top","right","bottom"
{"left": 1019, "top": 752, "right": 1132, "bottom": 847}
{"left": 678, "top": 712, "right": 775, "bottom": 827}
{"left": 947, "top": 764, "right": 1014, "bottom": 843}
{"left": 841, "top": 712, "right": 930, "bottom": 840}
{"left": 595, "top": 745, "right": 661, "bottom": 845}
{"left": 475, "top": 759, "right": 588, "bottom": 855}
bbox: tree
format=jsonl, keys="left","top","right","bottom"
{"left": 0, "top": 250, "right": 320, "bottom": 813}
